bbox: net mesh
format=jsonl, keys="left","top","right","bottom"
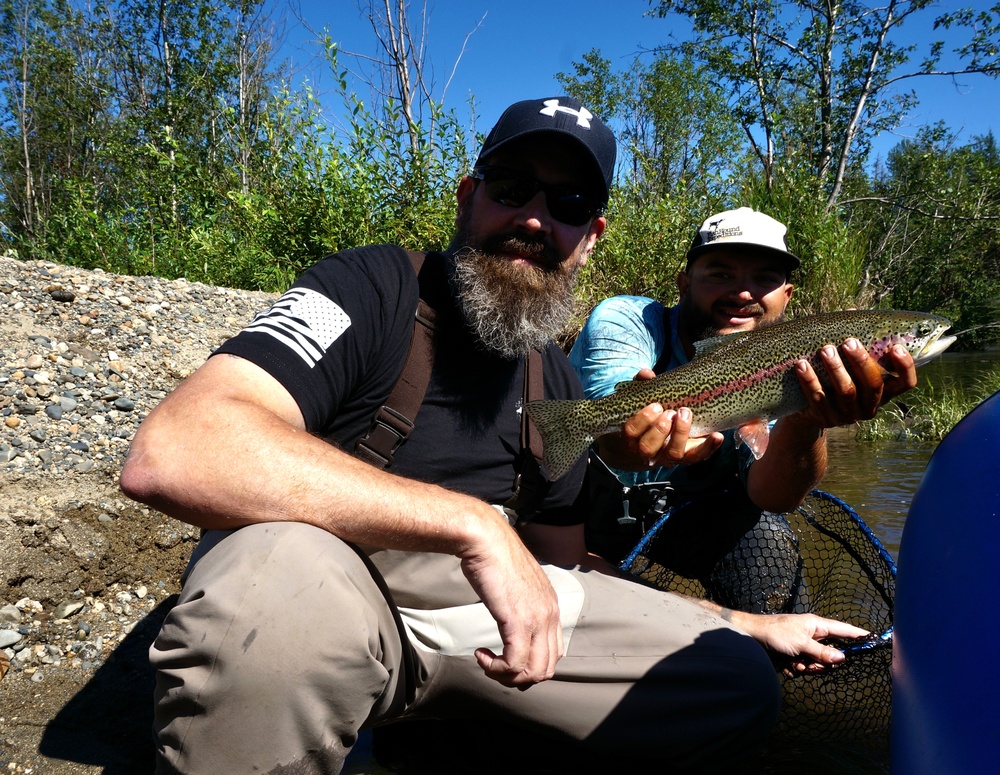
{"left": 620, "top": 490, "right": 895, "bottom": 743}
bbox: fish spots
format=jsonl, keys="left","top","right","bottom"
{"left": 530, "top": 310, "right": 954, "bottom": 478}
{"left": 684, "top": 357, "right": 799, "bottom": 407}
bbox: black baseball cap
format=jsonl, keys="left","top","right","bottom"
{"left": 475, "top": 97, "right": 617, "bottom": 203}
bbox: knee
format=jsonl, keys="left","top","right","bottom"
{"left": 701, "top": 634, "right": 781, "bottom": 762}
{"left": 151, "top": 525, "right": 403, "bottom": 771}
{"left": 153, "top": 524, "right": 395, "bottom": 702}
{"left": 183, "top": 523, "right": 381, "bottom": 625}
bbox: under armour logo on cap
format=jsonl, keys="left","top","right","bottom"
{"left": 539, "top": 99, "right": 593, "bottom": 129}
{"left": 474, "top": 96, "right": 617, "bottom": 203}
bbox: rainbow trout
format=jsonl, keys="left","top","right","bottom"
{"left": 528, "top": 310, "right": 955, "bottom": 479}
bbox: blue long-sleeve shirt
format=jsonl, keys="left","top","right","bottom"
{"left": 569, "top": 295, "right": 755, "bottom": 493}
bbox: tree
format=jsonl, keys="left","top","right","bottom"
{"left": 333, "top": 0, "right": 484, "bottom": 155}
{"left": 650, "top": 0, "right": 1000, "bottom": 210}
{"left": 0, "top": 0, "right": 112, "bottom": 241}
{"left": 558, "top": 49, "right": 744, "bottom": 199}
{"left": 555, "top": 49, "right": 749, "bottom": 313}
{"left": 852, "top": 128, "right": 1000, "bottom": 345}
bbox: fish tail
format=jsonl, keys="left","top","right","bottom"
{"left": 526, "top": 399, "right": 596, "bottom": 480}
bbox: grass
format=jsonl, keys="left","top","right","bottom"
{"left": 855, "top": 365, "right": 1000, "bottom": 443}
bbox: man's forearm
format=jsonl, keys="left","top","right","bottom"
{"left": 746, "top": 413, "right": 827, "bottom": 513}
{"left": 119, "top": 360, "right": 508, "bottom": 558}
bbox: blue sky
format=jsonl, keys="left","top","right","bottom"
{"left": 279, "top": 0, "right": 998, "bottom": 161}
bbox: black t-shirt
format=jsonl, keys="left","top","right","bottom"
{"left": 214, "top": 245, "right": 586, "bottom": 525}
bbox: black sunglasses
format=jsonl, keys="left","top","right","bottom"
{"left": 471, "top": 166, "right": 604, "bottom": 227}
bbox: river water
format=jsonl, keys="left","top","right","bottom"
{"left": 820, "top": 348, "right": 1000, "bottom": 557}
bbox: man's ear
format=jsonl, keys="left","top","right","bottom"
{"left": 455, "top": 176, "right": 476, "bottom": 223}
{"left": 677, "top": 269, "right": 690, "bottom": 298}
{"left": 579, "top": 216, "right": 607, "bottom": 267}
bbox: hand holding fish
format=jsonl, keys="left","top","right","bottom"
{"left": 791, "top": 338, "right": 918, "bottom": 429}
{"left": 595, "top": 367, "right": 725, "bottom": 470}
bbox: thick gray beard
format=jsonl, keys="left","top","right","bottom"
{"left": 450, "top": 248, "right": 580, "bottom": 360}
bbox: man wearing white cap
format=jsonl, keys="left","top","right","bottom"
{"left": 570, "top": 207, "right": 918, "bottom": 588}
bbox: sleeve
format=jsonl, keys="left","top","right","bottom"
{"left": 570, "top": 296, "right": 674, "bottom": 488}
{"left": 213, "top": 246, "right": 418, "bottom": 433}
{"left": 568, "top": 296, "right": 668, "bottom": 400}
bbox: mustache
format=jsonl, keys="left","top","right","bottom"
{"left": 715, "top": 302, "right": 765, "bottom": 318}
{"left": 479, "top": 235, "right": 563, "bottom": 271}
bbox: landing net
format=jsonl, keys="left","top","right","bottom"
{"left": 620, "top": 490, "right": 895, "bottom": 742}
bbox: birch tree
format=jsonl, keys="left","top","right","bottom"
{"left": 650, "top": 0, "right": 1000, "bottom": 209}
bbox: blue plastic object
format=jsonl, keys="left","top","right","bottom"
{"left": 893, "top": 390, "right": 1000, "bottom": 775}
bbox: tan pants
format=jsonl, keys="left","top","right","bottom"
{"left": 150, "top": 522, "right": 780, "bottom": 774}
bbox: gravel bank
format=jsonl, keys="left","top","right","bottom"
{"left": 0, "top": 255, "right": 279, "bottom": 773}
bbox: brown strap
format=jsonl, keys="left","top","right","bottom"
{"left": 355, "top": 249, "right": 549, "bottom": 520}
{"left": 354, "top": 251, "right": 434, "bottom": 469}
{"left": 523, "top": 348, "right": 545, "bottom": 465}
{"left": 503, "top": 347, "right": 546, "bottom": 514}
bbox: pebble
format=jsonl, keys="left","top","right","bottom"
{"left": 0, "top": 255, "right": 277, "bottom": 476}
{"left": 52, "top": 601, "right": 85, "bottom": 621}
{"left": 0, "top": 255, "right": 277, "bottom": 694}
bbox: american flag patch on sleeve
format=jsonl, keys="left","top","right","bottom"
{"left": 243, "top": 288, "right": 351, "bottom": 368}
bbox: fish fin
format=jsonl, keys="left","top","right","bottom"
{"left": 862, "top": 357, "right": 897, "bottom": 381}
{"left": 735, "top": 420, "right": 770, "bottom": 460}
{"left": 692, "top": 331, "right": 751, "bottom": 359}
{"left": 525, "top": 399, "right": 597, "bottom": 480}
{"left": 611, "top": 378, "right": 648, "bottom": 394}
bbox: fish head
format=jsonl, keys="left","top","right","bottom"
{"left": 868, "top": 311, "right": 955, "bottom": 368}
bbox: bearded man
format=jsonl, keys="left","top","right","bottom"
{"left": 121, "top": 98, "right": 868, "bottom": 775}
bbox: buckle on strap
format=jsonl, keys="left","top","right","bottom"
{"left": 355, "top": 406, "right": 416, "bottom": 468}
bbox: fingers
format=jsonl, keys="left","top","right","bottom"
{"left": 620, "top": 403, "right": 670, "bottom": 449}
{"left": 747, "top": 612, "right": 874, "bottom": 675}
{"left": 795, "top": 338, "right": 899, "bottom": 427}
{"left": 821, "top": 620, "right": 871, "bottom": 640}
{"left": 660, "top": 415, "right": 722, "bottom": 464}
{"left": 620, "top": 405, "right": 722, "bottom": 467}
{"left": 460, "top": 516, "right": 564, "bottom": 689}
{"left": 815, "top": 341, "right": 868, "bottom": 420}
{"left": 785, "top": 619, "right": 871, "bottom": 674}
{"left": 473, "top": 615, "right": 563, "bottom": 688}
{"left": 836, "top": 339, "right": 884, "bottom": 418}
{"left": 794, "top": 358, "right": 838, "bottom": 427}
{"left": 880, "top": 345, "right": 917, "bottom": 401}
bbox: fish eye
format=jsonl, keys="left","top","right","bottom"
{"left": 916, "top": 322, "right": 932, "bottom": 336}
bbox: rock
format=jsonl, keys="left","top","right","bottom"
{"left": 52, "top": 601, "right": 85, "bottom": 621}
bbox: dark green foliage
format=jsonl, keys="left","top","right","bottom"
{"left": 0, "top": 0, "right": 997, "bottom": 338}
{"left": 0, "top": 1, "right": 470, "bottom": 292}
